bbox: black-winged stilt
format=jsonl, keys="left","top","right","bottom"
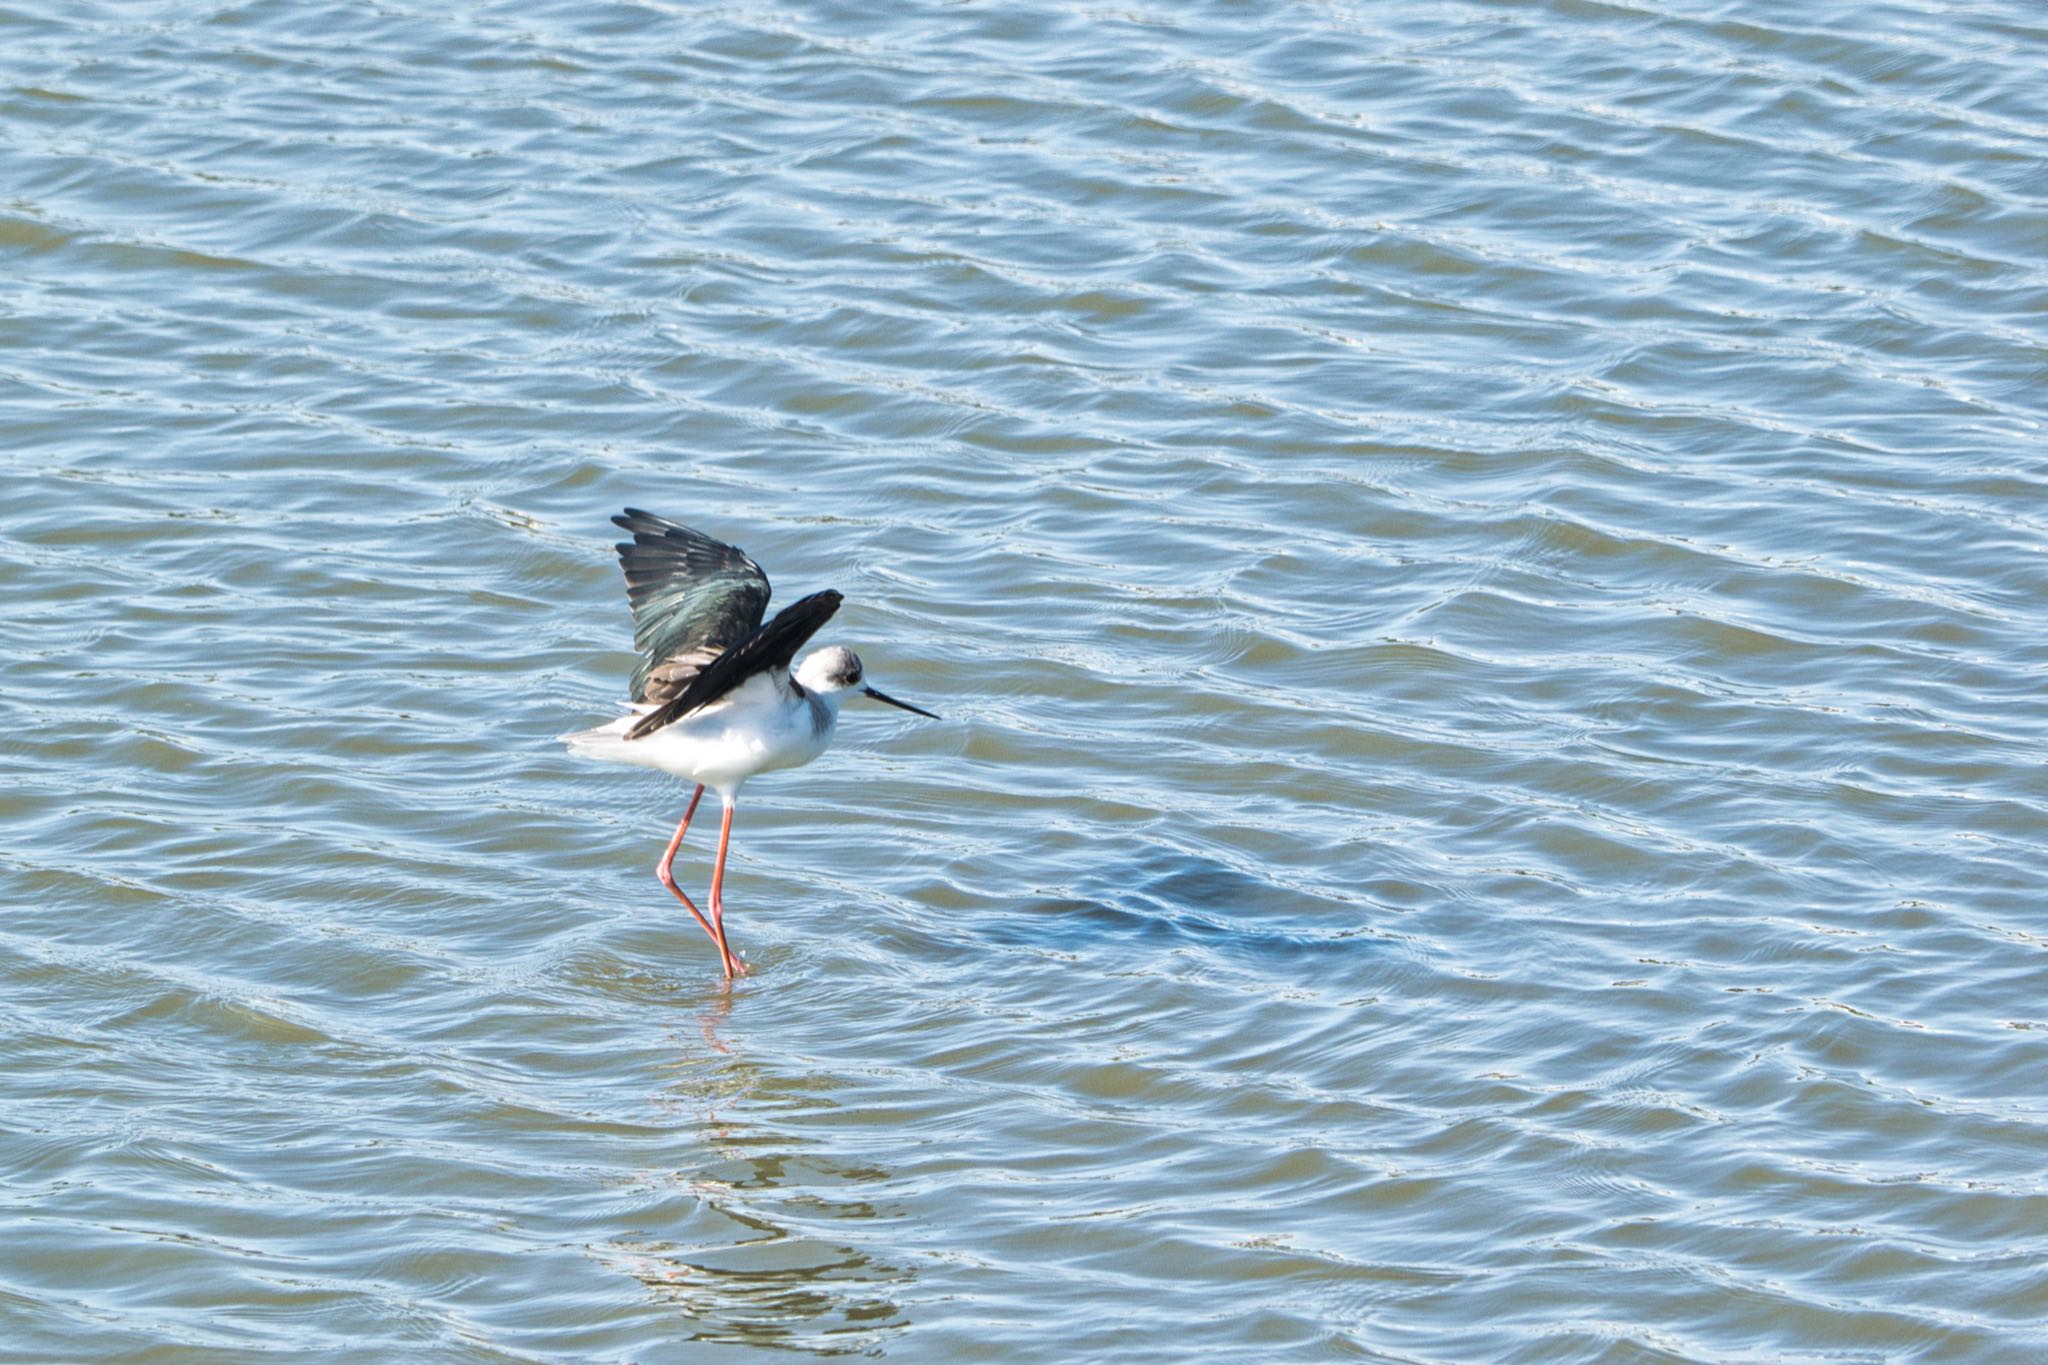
{"left": 563, "top": 509, "right": 938, "bottom": 980}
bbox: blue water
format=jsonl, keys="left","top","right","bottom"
{"left": 4, "top": 1, "right": 2047, "bottom": 1359}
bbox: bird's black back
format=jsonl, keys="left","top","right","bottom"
{"left": 626, "top": 589, "right": 843, "bottom": 740}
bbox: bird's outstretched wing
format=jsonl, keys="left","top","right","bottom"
{"left": 613, "top": 509, "right": 773, "bottom": 705}
{"left": 628, "top": 589, "right": 843, "bottom": 740}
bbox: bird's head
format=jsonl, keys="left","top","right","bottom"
{"left": 796, "top": 646, "right": 938, "bottom": 718}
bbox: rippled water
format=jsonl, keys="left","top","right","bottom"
{"left": 5, "top": 1, "right": 2047, "bottom": 1359}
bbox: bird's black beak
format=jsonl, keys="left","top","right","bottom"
{"left": 863, "top": 685, "right": 939, "bottom": 719}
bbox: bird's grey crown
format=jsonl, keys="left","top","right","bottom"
{"left": 811, "top": 645, "right": 863, "bottom": 689}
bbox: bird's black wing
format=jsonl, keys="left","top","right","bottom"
{"left": 627, "top": 589, "right": 843, "bottom": 740}
{"left": 613, "top": 508, "right": 773, "bottom": 705}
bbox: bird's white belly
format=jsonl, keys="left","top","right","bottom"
{"left": 568, "top": 672, "right": 833, "bottom": 796}
{"left": 647, "top": 707, "right": 825, "bottom": 787}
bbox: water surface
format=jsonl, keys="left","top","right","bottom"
{"left": 4, "top": 1, "right": 2047, "bottom": 1360}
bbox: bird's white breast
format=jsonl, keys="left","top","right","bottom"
{"left": 631, "top": 670, "right": 835, "bottom": 794}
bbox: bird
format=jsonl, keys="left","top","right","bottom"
{"left": 561, "top": 508, "right": 938, "bottom": 980}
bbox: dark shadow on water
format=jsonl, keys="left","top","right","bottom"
{"left": 980, "top": 839, "right": 1387, "bottom": 967}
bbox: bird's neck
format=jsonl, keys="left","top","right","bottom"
{"left": 805, "top": 689, "right": 843, "bottom": 735}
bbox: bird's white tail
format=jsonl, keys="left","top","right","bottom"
{"left": 558, "top": 708, "right": 657, "bottom": 767}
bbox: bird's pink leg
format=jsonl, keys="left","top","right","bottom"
{"left": 708, "top": 801, "right": 745, "bottom": 979}
{"left": 655, "top": 784, "right": 724, "bottom": 962}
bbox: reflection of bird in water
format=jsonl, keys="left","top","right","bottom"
{"left": 657, "top": 992, "right": 744, "bottom": 1140}
{"left": 620, "top": 1000, "right": 911, "bottom": 1351}
{"left": 563, "top": 509, "right": 939, "bottom": 980}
